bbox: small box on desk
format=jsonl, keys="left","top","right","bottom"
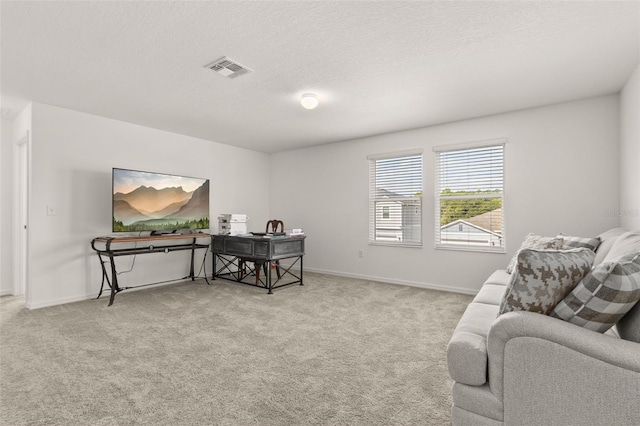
{"left": 218, "top": 214, "right": 248, "bottom": 235}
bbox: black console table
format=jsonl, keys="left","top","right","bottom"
{"left": 91, "top": 233, "right": 211, "bottom": 306}
{"left": 211, "top": 234, "right": 305, "bottom": 293}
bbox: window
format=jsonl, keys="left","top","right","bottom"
{"left": 434, "top": 140, "right": 505, "bottom": 252}
{"left": 368, "top": 150, "right": 423, "bottom": 246}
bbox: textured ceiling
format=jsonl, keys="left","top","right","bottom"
{"left": 1, "top": 1, "right": 639, "bottom": 153}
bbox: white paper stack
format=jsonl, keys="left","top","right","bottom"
{"left": 218, "top": 214, "right": 249, "bottom": 235}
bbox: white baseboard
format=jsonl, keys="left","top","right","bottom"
{"left": 24, "top": 279, "right": 206, "bottom": 309}
{"left": 22, "top": 271, "right": 476, "bottom": 309}
{"left": 303, "top": 267, "right": 478, "bottom": 296}
{"left": 26, "top": 293, "right": 95, "bottom": 310}
{"left": 0, "top": 289, "right": 14, "bottom": 297}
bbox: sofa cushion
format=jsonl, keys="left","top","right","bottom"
{"left": 603, "top": 230, "right": 640, "bottom": 262}
{"left": 558, "top": 234, "right": 601, "bottom": 252}
{"left": 447, "top": 302, "right": 499, "bottom": 386}
{"left": 499, "top": 248, "right": 594, "bottom": 316}
{"left": 506, "top": 234, "right": 564, "bottom": 274}
{"left": 551, "top": 253, "right": 640, "bottom": 334}
{"left": 483, "top": 270, "right": 510, "bottom": 286}
{"left": 593, "top": 228, "right": 627, "bottom": 265}
{"left": 473, "top": 284, "right": 507, "bottom": 305}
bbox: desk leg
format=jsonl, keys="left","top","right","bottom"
{"left": 267, "top": 262, "right": 273, "bottom": 294}
{"left": 96, "top": 252, "right": 109, "bottom": 299}
{"left": 300, "top": 256, "right": 304, "bottom": 286}
{"left": 189, "top": 241, "right": 196, "bottom": 281}
{"left": 108, "top": 253, "right": 119, "bottom": 306}
{"left": 212, "top": 253, "right": 217, "bottom": 280}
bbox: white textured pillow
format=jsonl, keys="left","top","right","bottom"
{"left": 506, "top": 233, "right": 564, "bottom": 274}
{"left": 603, "top": 231, "right": 640, "bottom": 262}
{"left": 558, "top": 234, "right": 601, "bottom": 252}
{"left": 594, "top": 228, "right": 628, "bottom": 265}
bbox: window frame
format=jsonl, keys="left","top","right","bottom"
{"left": 433, "top": 139, "right": 506, "bottom": 253}
{"left": 368, "top": 149, "right": 423, "bottom": 248}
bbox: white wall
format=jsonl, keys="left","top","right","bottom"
{"left": 270, "top": 96, "right": 621, "bottom": 294}
{"left": 3, "top": 91, "right": 629, "bottom": 306}
{"left": 24, "top": 103, "right": 270, "bottom": 308}
{"left": 620, "top": 63, "right": 640, "bottom": 230}
{"left": 0, "top": 118, "right": 12, "bottom": 295}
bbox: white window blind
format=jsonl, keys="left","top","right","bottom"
{"left": 368, "top": 150, "right": 423, "bottom": 246}
{"left": 434, "top": 141, "right": 505, "bottom": 252}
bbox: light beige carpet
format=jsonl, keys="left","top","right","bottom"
{"left": 0, "top": 273, "right": 472, "bottom": 425}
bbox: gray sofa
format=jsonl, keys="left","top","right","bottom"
{"left": 447, "top": 228, "right": 640, "bottom": 425}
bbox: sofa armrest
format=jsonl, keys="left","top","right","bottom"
{"left": 487, "top": 311, "right": 640, "bottom": 425}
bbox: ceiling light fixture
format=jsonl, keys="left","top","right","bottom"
{"left": 300, "top": 93, "right": 319, "bottom": 110}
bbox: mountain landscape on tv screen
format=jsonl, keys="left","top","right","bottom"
{"left": 113, "top": 180, "right": 210, "bottom": 232}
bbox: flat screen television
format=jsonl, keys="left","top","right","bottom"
{"left": 112, "top": 168, "right": 210, "bottom": 233}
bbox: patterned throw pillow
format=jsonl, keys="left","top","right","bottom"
{"left": 558, "top": 234, "right": 601, "bottom": 252}
{"left": 506, "top": 234, "right": 564, "bottom": 274}
{"left": 499, "top": 248, "right": 595, "bottom": 316}
{"left": 550, "top": 253, "right": 640, "bottom": 333}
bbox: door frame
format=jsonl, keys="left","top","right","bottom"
{"left": 14, "top": 130, "right": 29, "bottom": 300}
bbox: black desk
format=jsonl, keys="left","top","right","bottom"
{"left": 91, "top": 233, "right": 211, "bottom": 306}
{"left": 211, "top": 234, "right": 305, "bottom": 293}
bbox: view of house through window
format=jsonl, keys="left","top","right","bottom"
{"left": 434, "top": 142, "right": 505, "bottom": 252}
{"left": 368, "top": 151, "right": 423, "bottom": 246}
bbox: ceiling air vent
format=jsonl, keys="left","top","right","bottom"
{"left": 205, "top": 57, "right": 252, "bottom": 79}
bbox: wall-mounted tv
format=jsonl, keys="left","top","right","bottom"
{"left": 112, "top": 168, "right": 210, "bottom": 233}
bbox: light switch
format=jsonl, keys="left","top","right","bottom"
{"left": 47, "top": 205, "right": 57, "bottom": 216}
